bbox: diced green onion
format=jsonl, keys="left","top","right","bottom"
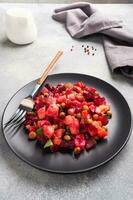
{"left": 36, "top": 128, "right": 43, "bottom": 136}
{"left": 44, "top": 139, "right": 53, "bottom": 149}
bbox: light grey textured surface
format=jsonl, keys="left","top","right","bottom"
{"left": 0, "top": 1, "right": 133, "bottom": 4}
{"left": 0, "top": 3, "right": 133, "bottom": 200}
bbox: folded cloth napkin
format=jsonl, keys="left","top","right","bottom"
{"left": 52, "top": 2, "right": 133, "bottom": 79}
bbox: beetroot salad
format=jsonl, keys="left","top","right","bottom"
{"left": 24, "top": 82, "right": 112, "bottom": 155}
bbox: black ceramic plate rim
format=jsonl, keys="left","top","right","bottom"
{"left": 1, "top": 73, "right": 132, "bottom": 174}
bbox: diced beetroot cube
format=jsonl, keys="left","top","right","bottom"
{"left": 83, "top": 91, "right": 93, "bottom": 101}
{"left": 46, "top": 104, "right": 59, "bottom": 117}
{"left": 57, "top": 95, "right": 66, "bottom": 103}
{"left": 53, "top": 137, "right": 62, "bottom": 145}
{"left": 76, "top": 94, "right": 85, "bottom": 102}
{"left": 73, "top": 85, "right": 82, "bottom": 93}
{"left": 55, "top": 128, "right": 65, "bottom": 138}
{"left": 87, "top": 87, "right": 96, "bottom": 93}
{"left": 82, "top": 101, "right": 88, "bottom": 106}
{"left": 98, "top": 128, "right": 108, "bottom": 138}
{"left": 54, "top": 93, "right": 60, "bottom": 98}
{"left": 73, "top": 118, "right": 79, "bottom": 128}
{"left": 87, "top": 102, "right": 94, "bottom": 106}
{"left": 57, "top": 85, "right": 66, "bottom": 93}
{"left": 25, "top": 112, "right": 37, "bottom": 121}
{"left": 43, "top": 125, "right": 54, "bottom": 138}
{"left": 72, "top": 100, "right": 81, "bottom": 107}
{"left": 35, "top": 97, "right": 42, "bottom": 105}
{"left": 64, "top": 115, "right": 74, "bottom": 125}
{"left": 80, "top": 140, "right": 86, "bottom": 149}
{"left": 68, "top": 108, "right": 75, "bottom": 116}
{"left": 89, "top": 104, "right": 96, "bottom": 113}
{"left": 34, "top": 97, "right": 45, "bottom": 108}
{"left": 69, "top": 118, "right": 79, "bottom": 135}
{"left": 65, "top": 88, "right": 72, "bottom": 95}
{"left": 53, "top": 117, "right": 60, "bottom": 124}
{"left": 37, "top": 107, "right": 46, "bottom": 119}
{"left": 98, "top": 115, "right": 108, "bottom": 125}
{"left": 74, "top": 134, "right": 86, "bottom": 149}
{"left": 45, "top": 97, "right": 56, "bottom": 105}
{"left": 86, "top": 138, "right": 96, "bottom": 150}
{"left": 75, "top": 82, "right": 85, "bottom": 89}
{"left": 69, "top": 125, "right": 78, "bottom": 135}
{"left": 75, "top": 106, "right": 82, "bottom": 113}
{"left": 94, "top": 97, "right": 106, "bottom": 106}
{"left": 88, "top": 124, "right": 98, "bottom": 136}
{"left": 37, "top": 120, "right": 50, "bottom": 127}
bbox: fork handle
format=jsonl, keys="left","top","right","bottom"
{"left": 30, "top": 51, "right": 63, "bottom": 97}
{"left": 37, "top": 51, "right": 63, "bottom": 85}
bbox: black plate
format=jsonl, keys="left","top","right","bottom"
{"left": 1, "top": 73, "right": 132, "bottom": 173}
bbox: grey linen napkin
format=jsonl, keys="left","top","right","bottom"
{"left": 52, "top": 2, "right": 133, "bottom": 79}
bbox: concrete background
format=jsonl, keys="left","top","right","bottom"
{"left": 0, "top": 3, "right": 133, "bottom": 200}
{"left": 0, "top": 0, "right": 133, "bottom": 4}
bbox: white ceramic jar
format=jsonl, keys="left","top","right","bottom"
{"left": 5, "top": 8, "right": 37, "bottom": 45}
